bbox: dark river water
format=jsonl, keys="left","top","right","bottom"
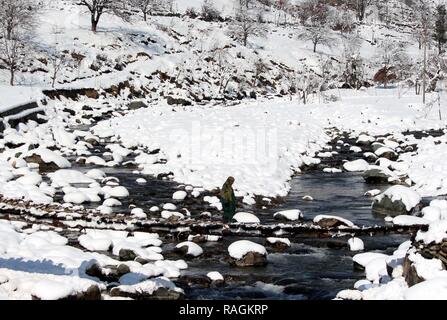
{"left": 55, "top": 128, "right": 414, "bottom": 300}
{"left": 67, "top": 157, "right": 408, "bottom": 300}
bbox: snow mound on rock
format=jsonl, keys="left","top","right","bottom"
{"left": 228, "top": 240, "right": 267, "bottom": 260}
{"left": 375, "top": 186, "right": 421, "bottom": 211}
{"left": 273, "top": 209, "right": 303, "bottom": 221}
{"left": 233, "top": 212, "right": 260, "bottom": 224}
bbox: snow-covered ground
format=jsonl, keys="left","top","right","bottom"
{"left": 1, "top": 0, "right": 447, "bottom": 301}
{"left": 93, "top": 88, "right": 446, "bottom": 202}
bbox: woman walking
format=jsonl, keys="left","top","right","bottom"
{"left": 220, "top": 176, "right": 236, "bottom": 223}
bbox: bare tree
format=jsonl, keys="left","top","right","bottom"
{"left": 344, "top": 0, "right": 373, "bottom": 22}
{"left": 209, "top": 45, "right": 234, "bottom": 94}
{"left": 50, "top": 53, "right": 68, "bottom": 88}
{"left": 201, "top": 0, "right": 221, "bottom": 22}
{"left": 433, "top": 4, "right": 447, "bottom": 54}
{"left": 0, "top": 30, "right": 27, "bottom": 85}
{"left": 129, "top": 0, "right": 165, "bottom": 21}
{"left": 409, "top": 0, "right": 432, "bottom": 102}
{"left": 78, "top": 0, "right": 130, "bottom": 32}
{"left": 252, "top": 58, "right": 268, "bottom": 88}
{"left": 373, "top": 38, "right": 411, "bottom": 88}
{"left": 339, "top": 34, "right": 364, "bottom": 89}
{"left": 0, "top": 0, "right": 36, "bottom": 40}
{"left": 297, "top": 1, "right": 334, "bottom": 53}
{"left": 229, "top": 3, "right": 267, "bottom": 46}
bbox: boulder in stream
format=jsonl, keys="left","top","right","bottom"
{"left": 372, "top": 185, "right": 421, "bottom": 216}
{"left": 228, "top": 240, "right": 268, "bottom": 267}
{"left": 313, "top": 215, "right": 355, "bottom": 228}
{"left": 110, "top": 277, "right": 184, "bottom": 300}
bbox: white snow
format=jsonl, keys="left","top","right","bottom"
{"left": 228, "top": 240, "right": 267, "bottom": 260}
{"left": 266, "top": 237, "right": 291, "bottom": 247}
{"left": 131, "top": 208, "right": 147, "bottom": 219}
{"left": 404, "top": 278, "right": 447, "bottom": 300}
{"left": 112, "top": 277, "right": 183, "bottom": 296}
{"left": 24, "top": 148, "right": 71, "bottom": 169}
{"left": 172, "top": 191, "right": 187, "bottom": 200}
{"left": 343, "top": 159, "right": 369, "bottom": 172}
{"left": 348, "top": 238, "right": 364, "bottom": 251}
{"left": 232, "top": 212, "right": 260, "bottom": 224}
{"left": 374, "top": 186, "right": 422, "bottom": 212}
{"left": 175, "top": 242, "right": 203, "bottom": 257}
{"left": 273, "top": 209, "right": 303, "bottom": 221}
{"left": 313, "top": 215, "right": 355, "bottom": 227}
{"left": 48, "top": 170, "right": 95, "bottom": 187}
{"left": 163, "top": 203, "right": 177, "bottom": 211}
{"left": 207, "top": 271, "right": 224, "bottom": 282}
{"left": 392, "top": 215, "right": 429, "bottom": 227}
{"left": 353, "top": 252, "right": 389, "bottom": 269}
{"left": 415, "top": 220, "right": 447, "bottom": 245}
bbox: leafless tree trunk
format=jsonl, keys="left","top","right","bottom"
{"left": 0, "top": 0, "right": 36, "bottom": 40}
{"left": 0, "top": 31, "right": 27, "bottom": 86}
{"left": 78, "top": 0, "right": 130, "bottom": 32}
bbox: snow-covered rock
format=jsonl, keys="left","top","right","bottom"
{"left": 172, "top": 191, "right": 187, "bottom": 200}
{"left": 373, "top": 186, "right": 421, "bottom": 215}
{"left": 175, "top": 242, "right": 203, "bottom": 257}
{"left": 314, "top": 215, "right": 355, "bottom": 228}
{"left": 273, "top": 209, "right": 303, "bottom": 221}
{"left": 348, "top": 238, "right": 364, "bottom": 251}
{"left": 228, "top": 240, "right": 267, "bottom": 267}
{"left": 392, "top": 215, "right": 429, "bottom": 227}
{"left": 232, "top": 212, "right": 260, "bottom": 224}
{"left": 343, "top": 159, "right": 369, "bottom": 172}
{"left": 110, "top": 277, "right": 184, "bottom": 300}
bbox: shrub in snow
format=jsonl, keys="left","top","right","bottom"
{"left": 273, "top": 209, "right": 303, "bottom": 221}
{"left": 373, "top": 186, "right": 422, "bottom": 215}
{"left": 228, "top": 240, "right": 267, "bottom": 267}
{"left": 232, "top": 212, "right": 260, "bottom": 224}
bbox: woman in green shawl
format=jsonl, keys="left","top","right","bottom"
{"left": 220, "top": 176, "right": 236, "bottom": 223}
